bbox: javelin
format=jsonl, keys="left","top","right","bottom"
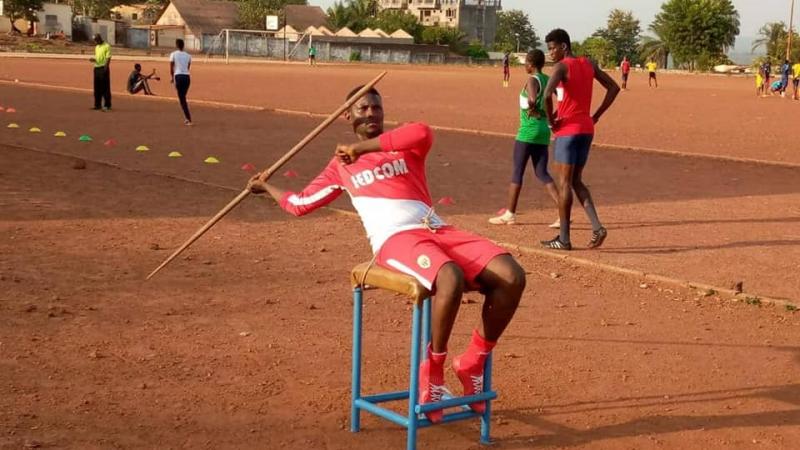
{"left": 146, "top": 71, "right": 388, "bottom": 280}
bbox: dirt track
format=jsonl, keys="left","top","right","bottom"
{"left": 1, "top": 63, "right": 800, "bottom": 449}
{"left": 1, "top": 85, "right": 798, "bottom": 300}
{"left": 2, "top": 146, "right": 799, "bottom": 450}
{"left": 2, "top": 58, "right": 799, "bottom": 164}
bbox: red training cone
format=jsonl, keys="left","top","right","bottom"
{"left": 241, "top": 162, "right": 256, "bottom": 172}
{"left": 104, "top": 139, "right": 117, "bottom": 147}
{"left": 6, "top": 108, "right": 16, "bottom": 113}
{"left": 437, "top": 196, "right": 455, "bottom": 206}
{"left": 283, "top": 169, "right": 298, "bottom": 178}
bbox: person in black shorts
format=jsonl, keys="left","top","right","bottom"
{"left": 127, "top": 63, "right": 159, "bottom": 96}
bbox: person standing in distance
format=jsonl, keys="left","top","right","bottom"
{"left": 170, "top": 39, "right": 193, "bottom": 126}
{"left": 90, "top": 33, "right": 112, "bottom": 111}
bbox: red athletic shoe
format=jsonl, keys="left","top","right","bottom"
{"left": 452, "top": 354, "right": 487, "bottom": 413}
{"left": 418, "top": 359, "right": 447, "bottom": 423}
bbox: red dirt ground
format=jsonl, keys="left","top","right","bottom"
{"left": 1, "top": 64, "right": 799, "bottom": 449}
{"left": 2, "top": 58, "right": 799, "bottom": 164}
{"left": 1, "top": 85, "right": 798, "bottom": 300}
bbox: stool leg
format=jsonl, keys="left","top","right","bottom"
{"left": 407, "top": 300, "right": 423, "bottom": 450}
{"left": 480, "top": 352, "right": 493, "bottom": 445}
{"left": 421, "top": 296, "right": 432, "bottom": 358}
{"left": 351, "top": 287, "right": 363, "bottom": 433}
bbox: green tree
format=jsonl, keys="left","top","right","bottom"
{"left": 5, "top": 0, "right": 44, "bottom": 31}
{"left": 639, "top": 21, "right": 670, "bottom": 68}
{"left": 69, "top": 0, "right": 126, "bottom": 18}
{"left": 326, "top": 0, "right": 377, "bottom": 33}
{"left": 421, "top": 25, "right": 466, "bottom": 53}
{"left": 752, "top": 22, "right": 800, "bottom": 62}
{"left": 577, "top": 36, "right": 616, "bottom": 68}
{"left": 493, "top": 9, "right": 539, "bottom": 52}
{"left": 594, "top": 9, "right": 641, "bottom": 64}
{"left": 651, "top": 0, "right": 739, "bottom": 70}
{"left": 236, "top": 0, "right": 307, "bottom": 30}
{"left": 367, "top": 10, "right": 422, "bottom": 42}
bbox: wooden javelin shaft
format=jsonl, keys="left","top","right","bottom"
{"left": 146, "top": 71, "right": 388, "bottom": 280}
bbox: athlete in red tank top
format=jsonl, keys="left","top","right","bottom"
{"left": 540, "top": 29, "right": 620, "bottom": 251}
{"left": 555, "top": 56, "right": 596, "bottom": 137}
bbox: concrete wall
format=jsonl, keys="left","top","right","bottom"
{"left": 74, "top": 17, "right": 117, "bottom": 45}
{"left": 458, "top": 2, "right": 499, "bottom": 49}
{"left": 127, "top": 28, "right": 149, "bottom": 49}
{"left": 203, "top": 33, "right": 448, "bottom": 64}
{"left": 35, "top": 3, "right": 72, "bottom": 38}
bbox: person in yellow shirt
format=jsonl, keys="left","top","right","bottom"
{"left": 646, "top": 60, "right": 658, "bottom": 88}
{"left": 89, "top": 33, "right": 112, "bottom": 111}
{"left": 792, "top": 61, "right": 800, "bottom": 100}
{"left": 756, "top": 72, "right": 764, "bottom": 97}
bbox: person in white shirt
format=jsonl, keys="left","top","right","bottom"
{"left": 169, "top": 39, "right": 193, "bottom": 125}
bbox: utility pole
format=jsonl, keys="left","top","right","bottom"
{"left": 788, "top": 0, "right": 796, "bottom": 61}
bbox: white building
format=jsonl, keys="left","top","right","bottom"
{"left": 35, "top": 2, "right": 73, "bottom": 38}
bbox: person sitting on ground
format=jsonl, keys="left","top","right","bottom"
{"left": 127, "top": 63, "right": 159, "bottom": 96}
{"left": 248, "top": 86, "right": 527, "bottom": 424}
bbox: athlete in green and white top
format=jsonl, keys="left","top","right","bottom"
{"left": 517, "top": 71, "right": 551, "bottom": 145}
{"left": 490, "top": 49, "right": 562, "bottom": 228}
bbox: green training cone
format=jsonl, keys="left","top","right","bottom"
{"left": 79, "top": 135, "right": 93, "bottom": 142}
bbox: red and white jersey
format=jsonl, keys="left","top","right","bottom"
{"left": 278, "top": 122, "right": 446, "bottom": 252}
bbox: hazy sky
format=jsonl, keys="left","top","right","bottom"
{"left": 312, "top": 0, "right": 796, "bottom": 49}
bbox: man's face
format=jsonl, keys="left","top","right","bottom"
{"left": 547, "top": 41, "right": 566, "bottom": 63}
{"left": 347, "top": 93, "right": 384, "bottom": 139}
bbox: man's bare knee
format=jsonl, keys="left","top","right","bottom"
{"left": 435, "top": 262, "right": 465, "bottom": 294}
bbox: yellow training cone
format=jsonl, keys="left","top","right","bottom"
{"left": 7, "top": 123, "right": 19, "bottom": 129}
{"left": 136, "top": 145, "right": 150, "bottom": 152}
{"left": 54, "top": 131, "right": 67, "bottom": 137}
{"left": 29, "top": 127, "right": 41, "bottom": 133}
{"left": 204, "top": 156, "right": 220, "bottom": 164}
{"left": 168, "top": 151, "right": 183, "bottom": 158}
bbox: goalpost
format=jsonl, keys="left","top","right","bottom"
{"left": 205, "top": 28, "right": 312, "bottom": 64}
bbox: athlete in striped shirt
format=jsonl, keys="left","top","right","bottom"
{"left": 248, "top": 86, "right": 527, "bottom": 423}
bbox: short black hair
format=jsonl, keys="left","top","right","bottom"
{"left": 134, "top": 63, "right": 142, "bottom": 70}
{"left": 545, "top": 29, "right": 571, "bottom": 51}
{"left": 527, "top": 49, "right": 545, "bottom": 69}
{"left": 346, "top": 85, "right": 381, "bottom": 101}
{"left": 176, "top": 39, "right": 184, "bottom": 50}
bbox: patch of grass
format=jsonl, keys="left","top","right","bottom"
{"left": 744, "top": 296, "right": 762, "bottom": 306}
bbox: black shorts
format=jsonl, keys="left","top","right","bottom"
{"left": 649, "top": 72, "right": 656, "bottom": 79}
{"left": 622, "top": 73, "right": 629, "bottom": 81}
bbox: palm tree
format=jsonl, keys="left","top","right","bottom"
{"left": 752, "top": 22, "right": 787, "bottom": 59}
{"left": 639, "top": 23, "right": 670, "bottom": 68}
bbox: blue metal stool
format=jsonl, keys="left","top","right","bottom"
{"left": 350, "top": 262, "right": 496, "bottom": 450}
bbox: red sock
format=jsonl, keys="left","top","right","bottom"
{"left": 460, "top": 329, "right": 496, "bottom": 369}
{"left": 427, "top": 345, "right": 447, "bottom": 383}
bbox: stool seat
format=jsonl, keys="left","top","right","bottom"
{"left": 351, "top": 262, "right": 430, "bottom": 304}
{"left": 350, "top": 263, "right": 495, "bottom": 449}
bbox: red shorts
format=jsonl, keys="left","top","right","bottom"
{"left": 376, "top": 226, "right": 509, "bottom": 291}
